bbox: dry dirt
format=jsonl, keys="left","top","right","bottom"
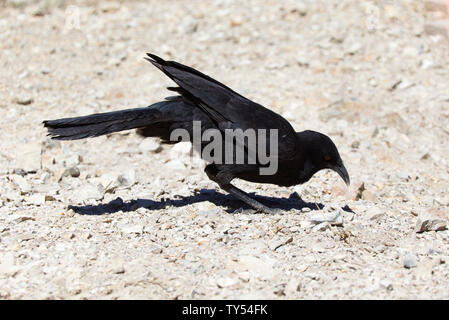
{"left": 1, "top": 0, "right": 449, "bottom": 299}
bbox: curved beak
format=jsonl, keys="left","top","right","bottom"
{"left": 332, "top": 162, "right": 350, "bottom": 186}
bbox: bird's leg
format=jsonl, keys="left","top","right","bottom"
{"left": 204, "top": 164, "right": 280, "bottom": 214}
{"left": 220, "top": 183, "right": 280, "bottom": 214}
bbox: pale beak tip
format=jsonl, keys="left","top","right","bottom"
{"left": 334, "top": 163, "right": 350, "bottom": 187}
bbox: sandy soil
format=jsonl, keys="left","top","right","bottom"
{"left": 0, "top": 0, "right": 448, "bottom": 299}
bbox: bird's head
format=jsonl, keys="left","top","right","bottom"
{"left": 296, "top": 130, "right": 350, "bottom": 185}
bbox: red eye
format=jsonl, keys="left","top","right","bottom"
{"left": 324, "top": 155, "right": 331, "bottom": 161}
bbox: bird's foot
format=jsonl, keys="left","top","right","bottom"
{"left": 255, "top": 206, "right": 284, "bottom": 215}
{"left": 232, "top": 206, "right": 283, "bottom": 215}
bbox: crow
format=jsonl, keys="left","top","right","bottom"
{"left": 43, "top": 53, "right": 349, "bottom": 214}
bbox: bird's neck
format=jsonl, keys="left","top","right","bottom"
{"left": 296, "top": 159, "right": 319, "bottom": 184}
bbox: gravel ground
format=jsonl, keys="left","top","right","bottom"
{"left": 1, "top": 0, "right": 449, "bottom": 299}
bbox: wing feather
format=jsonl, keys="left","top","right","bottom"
{"left": 145, "top": 53, "right": 299, "bottom": 161}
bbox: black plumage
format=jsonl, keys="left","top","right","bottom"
{"left": 44, "top": 53, "right": 349, "bottom": 213}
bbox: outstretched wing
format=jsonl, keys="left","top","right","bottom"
{"left": 145, "top": 53, "right": 299, "bottom": 161}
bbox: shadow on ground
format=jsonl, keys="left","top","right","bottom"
{"left": 68, "top": 189, "right": 325, "bottom": 215}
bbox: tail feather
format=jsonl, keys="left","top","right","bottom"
{"left": 43, "top": 107, "right": 159, "bottom": 140}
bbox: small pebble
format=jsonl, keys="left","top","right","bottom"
{"left": 403, "top": 254, "right": 417, "bottom": 269}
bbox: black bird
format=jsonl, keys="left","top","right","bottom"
{"left": 43, "top": 53, "right": 349, "bottom": 214}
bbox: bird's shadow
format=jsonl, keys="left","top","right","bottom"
{"left": 68, "top": 189, "right": 326, "bottom": 215}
